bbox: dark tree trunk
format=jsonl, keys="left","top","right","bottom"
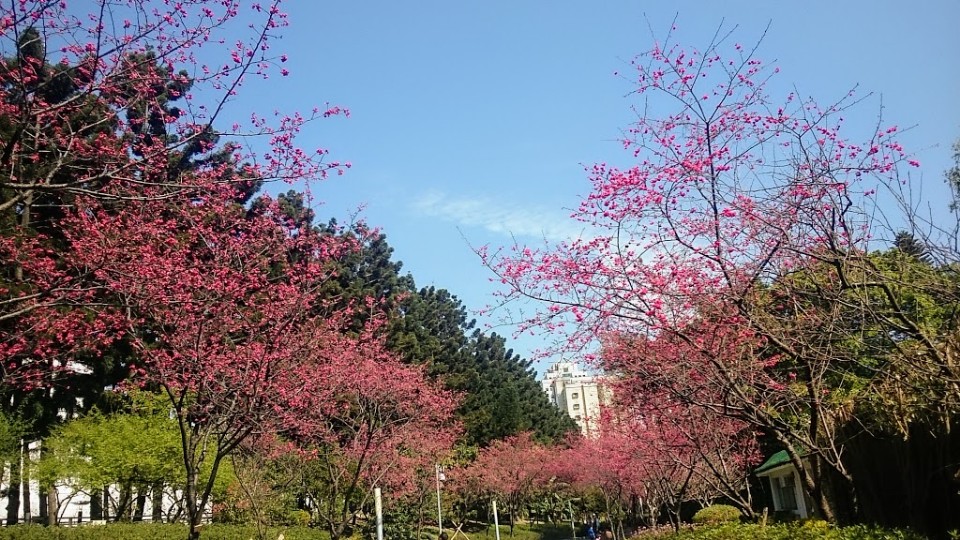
{"left": 115, "top": 482, "right": 132, "bottom": 521}
{"left": 6, "top": 445, "right": 21, "bottom": 525}
{"left": 152, "top": 482, "right": 164, "bottom": 523}
{"left": 46, "top": 485, "right": 58, "bottom": 526}
{"left": 133, "top": 487, "right": 146, "bottom": 522}
{"left": 185, "top": 461, "right": 200, "bottom": 540}
{"left": 91, "top": 489, "right": 103, "bottom": 520}
{"left": 38, "top": 481, "right": 47, "bottom": 521}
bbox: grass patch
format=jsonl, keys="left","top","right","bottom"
{"left": 465, "top": 521, "right": 575, "bottom": 540}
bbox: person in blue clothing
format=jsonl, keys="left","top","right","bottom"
{"left": 585, "top": 523, "right": 597, "bottom": 540}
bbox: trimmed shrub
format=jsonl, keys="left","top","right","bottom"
{"left": 692, "top": 505, "right": 741, "bottom": 525}
{"left": 286, "top": 510, "right": 313, "bottom": 527}
{"left": 631, "top": 522, "right": 929, "bottom": 540}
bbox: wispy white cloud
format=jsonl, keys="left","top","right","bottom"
{"left": 412, "top": 190, "right": 588, "bottom": 243}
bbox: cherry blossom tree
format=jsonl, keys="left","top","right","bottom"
{"left": 550, "top": 429, "right": 647, "bottom": 537}
{"left": 0, "top": 0, "right": 336, "bottom": 208}
{"left": 547, "top": 403, "right": 753, "bottom": 535}
{"left": 282, "top": 321, "right": 459, "bottom": 540}
{"left": 0, "top": 0, "right": 347, "bottom": 376}
{"left": 60, "top": 183, "right": 357, "bottom": 537}
{"left": 602, "top": 340, "right": 761, "bottom": 517}
{"left": 0, "top": 1, "right": 350, "bottom": 526}
{"left": 482, "top": 26, "right": 944, "bottom": 523}
{"left": 456, "top": 432, "right": 553, "bottom": 536}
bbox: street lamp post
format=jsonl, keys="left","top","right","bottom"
{"left": 436, "top": 464, "right": 445, "bottom": 535}
{"left": 375, "top": 487, "right": 384, "bottom": 540}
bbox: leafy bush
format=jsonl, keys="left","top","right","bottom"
{"left": 692, "top": 505, "right": 741, "bottom": 524}
{"left": 287, "top": 509, "right": 313, "bottom": 527}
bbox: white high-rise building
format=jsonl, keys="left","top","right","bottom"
{"left": 541, "top": 361, "right": 609, "bottom": 436}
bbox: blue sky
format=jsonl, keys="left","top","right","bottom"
{"left": 223, "top": 1, "right": 959, "bottom": 368}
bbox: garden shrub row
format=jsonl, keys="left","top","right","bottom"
{"left": 0, "top": 523, "right": 329, "bottom": 540}
{"left": 0, "top": 521, "right": 930, "bottom": 540}
{"left": 635, "top": 521, "right": 928, "bottom": 540}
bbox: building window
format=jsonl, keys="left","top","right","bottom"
{"left": 776, "top": 474, "right": 798, "bottom": 511}
{"left": 571, "top": 392, "right": 579, "bottom": 399}
{"left": 572, "top": 404, "right": 581, "bottom": 410}
{"left": 575, "top": 415, "right": 582, "bottom": 421}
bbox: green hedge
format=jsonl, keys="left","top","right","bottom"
{"left": 691, "top": 505, "right": 741, "bottom": 525}
{"left": 0, "top": 522, "right": 929, "bottom": 540}
{"left": 635, "top": 521, "right": 928, "bottom": 540}
{"left": 0, "top": 523, "right": 330, "bottom": 540}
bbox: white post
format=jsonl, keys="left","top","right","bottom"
{"left": 436, "top": 464, "right": 443, "bottom": 535}
{"left": 492, "top": 500, "right": 501, "bottom": 540}
{"left": 793, "top": 471, "right": 808, "bottom": 518}
{"left": 569, "top": 501, "right": 576, "bottom": 539}
{"left": 375, "top": 488, "right": 384, "bottom": 540}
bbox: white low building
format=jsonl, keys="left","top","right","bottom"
{"left": 1, "top": 440, "right": 186, "bottom": 525}
{"left": 754, "top": 450, "right": 813, "bottom": 519}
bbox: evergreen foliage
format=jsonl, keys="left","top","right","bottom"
{"left": 946, "top": 138, "right": 960, "bottom": 211}
{"left": 257, "top": 192, "right": 576, "bottom": 446}
{"left": 893, "top": 231, "right": 932, "bottom": 264}
{"left": 314, "top": 219, "right": 578, "bottom": 446}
